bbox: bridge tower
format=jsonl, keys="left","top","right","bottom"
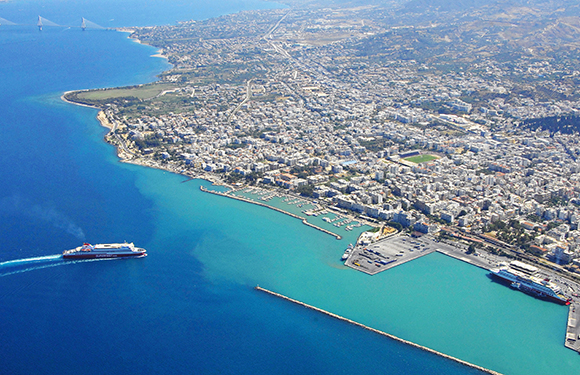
{"left": 81, "top": 17, "right": 86, "bottom": 31}
{"left": 37, "top": 16, "right": 42, "bottom": 31}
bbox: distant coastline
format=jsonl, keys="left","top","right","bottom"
{"left": 121, "top": 29, "right": 168, "bottom": 59}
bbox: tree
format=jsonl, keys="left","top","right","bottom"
{"left": 387, "top": 221, "right": 403, "bottom": 231}
{"left": 296, "top": 184, "right": 314, "bottom": 197}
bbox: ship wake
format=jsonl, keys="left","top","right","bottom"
{"left": 0, "top": 254, "right": 116, "bottom": 277}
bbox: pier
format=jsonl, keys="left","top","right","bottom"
{"left": 565, "top": 302, "right": 580, "bottom": 353}
{"left": 255, "top": 286, "right": 503, "bottom": 375}
{"left": 199, "top": 186, "right": 342, "bottom": 240}
{"left": 344, "top": 234, "right": 436, "bottom": 275}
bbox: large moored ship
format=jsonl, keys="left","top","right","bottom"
{"left": 63, "top": 243, "right": 147, "bottom": 259}
{"left": 489, "top": 260, "right": 571, "bottom": 305}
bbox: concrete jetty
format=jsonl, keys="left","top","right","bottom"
{"left": 435, "top": 246, "right": 496, "bottom": 271}
{"left": 345, "top": 235, "right": 436, "bottom": 275}
{"left": 200, "top": 186, "right": 342, "bottom": 240}
{"left": 565, "top": 302, "right": 580, "bottom": 353}
{"left": 255, "top": 286, "right": 503, "bottom": 375}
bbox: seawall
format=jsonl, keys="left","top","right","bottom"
{"left": 255, "top": 286, "right": 503, "bottom": 375}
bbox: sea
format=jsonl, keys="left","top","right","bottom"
{"left": 0, "top": 1, "right": 579, "bottom": 374}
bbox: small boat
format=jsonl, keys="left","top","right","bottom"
{"left": 341, "top": 248, "right": 351, "bottom": 261}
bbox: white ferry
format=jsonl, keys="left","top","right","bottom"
{"left": 63, "top": 242, "right": 147, "bottom": 259}
{"left": 489, "top": 260, "right": 570, "bottom": 305}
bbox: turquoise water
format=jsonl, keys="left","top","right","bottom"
{"left": 136, "top": 175, "right": 579, "bottom": 375}
{"left": 1, "top": 1, "right": 579, "bottom": 374}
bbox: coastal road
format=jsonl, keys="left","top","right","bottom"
{"left": 107, "top": 116, "right": 135, "bottom": 158}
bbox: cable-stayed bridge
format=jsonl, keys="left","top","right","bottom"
{"left": 0, "top": 16, "right": 106, "bottom": 30}
{"left": 0, "top": 16, "right": 17, "bottom": 26}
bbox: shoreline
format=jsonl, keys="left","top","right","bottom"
{"left": 117, "top": 28, "right": 168, "bottom": 60}
{"left": 61, "top": 87, "right": 353, "bottom": 242}
{"left": 61, "top": 88, "right": 232, "bottom": 187}
{"left": 151, "top": 52, "right": 167, "bottom": 59}
{"left": 60, "top": 91, "right": 101, "bottom": 110}
{"left": 60, "top": 27, "right": 174, "bottom": 164}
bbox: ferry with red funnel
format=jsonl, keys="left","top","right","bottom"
{"left": 63, "top": 243, "right": 147, "bottom": 259}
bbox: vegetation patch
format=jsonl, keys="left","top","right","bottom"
{"left": 74, "top": 83, "right": 177, "bottom": 101}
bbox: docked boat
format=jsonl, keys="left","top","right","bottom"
{"left": 489, "top": 260, "right": 571, "bottom": 305}
{"left": 341, "top": 244, "right": 354, "bottom": 261}
{"left": 63, "top": 242, "right": 147, "bottom": 259}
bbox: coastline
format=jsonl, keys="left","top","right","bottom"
{"left": 61, "top": 91, "right": 100, "bottom": 110}
{"left": 63, "top": 84, "right": 360, "bottom": 242}
{"left": 61, "top": 25, "right": 172, "bottom": 161}
{"left": 61, "top": 88, "right": 229, "bottom": 187}
{"left": 116, "top": 28, "right": 168, "bottom": 60}
{"left": 51, "top": 9, "right": 580, "bottom": 373}
{"left": 96, "top": 111, "right": 114, "bottom": 130}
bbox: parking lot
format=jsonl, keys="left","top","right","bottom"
{"left": 344, "top": 234, "right": 437, "bottom": 275}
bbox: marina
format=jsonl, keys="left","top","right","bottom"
{"left": 199, "top": 185, "right": 380, "bottom": 240}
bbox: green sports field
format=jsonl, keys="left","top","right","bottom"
{"left": 405, "top": 154, "right": 438, "bottom": 163}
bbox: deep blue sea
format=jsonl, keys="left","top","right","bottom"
{"left": 1, "top": 1, "right": 580, "bottom": 375}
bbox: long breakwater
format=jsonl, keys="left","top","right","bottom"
{"left": 200, "top": 186, "right": 342, "bottom": 240}
{"left": 255, "top": 286, "right": 503, "bottom": 375}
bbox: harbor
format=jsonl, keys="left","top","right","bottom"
{"left": 200, "top": 180, "right": 580, "bottom": 356}
{"left": 343, "top": 231, "right": 580, "bottom": 355}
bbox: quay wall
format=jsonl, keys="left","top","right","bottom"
{"left": 435, "top": 248, "right": 491, "bottom": 271}
{"left": 255, "top": 286, "right": 503, "bottom": 375}
{"left": 200, "top": 186, "right": 342, "bottom": 240}
{"left": 436, "top": 248, "right": 580, "bottom": 354}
